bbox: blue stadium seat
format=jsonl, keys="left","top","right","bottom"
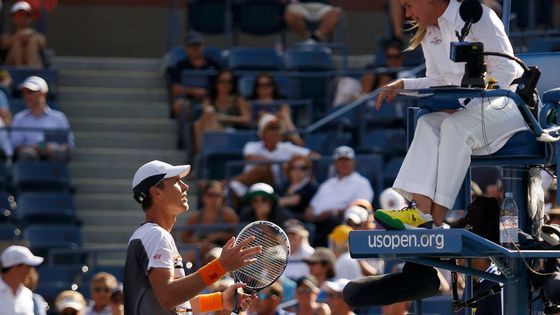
{"left": 0, "top": 163, "right": 8, "bottom": 191}
{"left": 238, "top": 75, "right": 297, "bottom": 99}
{"left": 227, "top": 47, "right": 284, "bottom": 71}
{"left": 237, "top": 0, "right": 285, "bottom": 36}
{"left": 187, "top": 0, "right": 228, "bottom": 34}
{"left": 359, "top": 128, "right": 407, "bottom": 157}
{"left": 284, "top": 47, "right": 333, "bottom": 71}
{"left": 23, "top": 224, "right": 82, "bottom": 257}
{"left": 0, "top": 222, "right": 20, "bottom": 240}
{"left": 180, "top": 69, "right": 218, "bottom": 89}
{"left": 383, "top": 156, "right": 404, "bottom": 188}
{"left": 311, "top": 156, "right": 335, "bottom": 184}
{"left": 5, "top": 67, "right": 58, "bottom": 100}
{"left": 16, "top": 192, "right": 76, "bottom": 225}
{"left": 304, "top": 131, "right": 353, "bottom": 156}
{"left": 9, "top": 99, "right": 26, "bottom": 115}
{"left": 527, "top": 38, "right": 560, "bottom": 53}
{"left": 199, "top": 131, "right": 258, "bottom": 180}
{"left": 12, "top": 162, "right": 71, "bottom": 193}
{"left": 363, "top": 99, "right": 407, "bottom": 128}
{"left": 204, "top": 47, "right": 225, "bottom": 66}
{"left": 0, "top": 192, "right": 14, "bottom": 222}
{"left": 37, "top": 264, "right": 84, "bottom": 284}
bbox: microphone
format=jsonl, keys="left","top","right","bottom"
{"left": 457, "top": 0, "right": 483, "bottom": 41}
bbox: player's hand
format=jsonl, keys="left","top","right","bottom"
{"left": 222, "top": 283, "right": 258, "bottom": 311}
{"left": 375, "top": 79, "right": 404, "bottom": 110}
{"left": 218, "top": 236, "right": 262, "bottom": 272}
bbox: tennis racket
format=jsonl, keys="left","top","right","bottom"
{"left": 230, "top": 220, "right": 290, "bottom": 314}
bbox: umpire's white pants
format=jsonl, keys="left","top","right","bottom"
{"left": 393, "top": 97, "right": 528, "bottom": 209}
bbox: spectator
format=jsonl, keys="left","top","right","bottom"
{"left": 305, "top": 146, "right": 373, "bottom": 247}
{"left": 283, "top": 219, "right": 315, "bottom": 280}
{"left": 86, "top": 272, "right": 118, "bottom": 315}
{"left": 239, "top": 183, "right": 293, "bottom": 226}
{"left": 322, "top": 279, "right": 354, "bottom": 315}
{"left": 0, "top": 245, "right": 44, "bottom": 315}
{"left": 249, "top": 73, "right": 303, "bottom": 145}
{"left": 278, "top": 155, "right": 318, "bottom": 221}
{"left": 109, "top": 283, "right": 123, "bottom": 315}
{"left": 55, "top": 290, "right": 87, "bottom": 315}
{"left": 181, "top": 181, "right": 238, "bottom": 246}
{"left": 328, "top": 225, "right": 362, "bottom": 280}
{"left": 303, "top": 247, "right": 336, "bottom": 289}
{"left": 170, "top": 31, "right": 221, "bottom": 119}
{"left": 294, "top": 276, "right": 330, "bottom": 315}
{"left": 24, "top": 267, "right": 47, "bottom": 315}
{"left": 194, "top": 69, "right": 251, "bottom": 153}
{"left": 252, "top": 281, "right": 293, "bottom": 315}
{"left": 11, "top": 76, "right": 74, "bottom": 161}
{"left": 230, "top": 113, "right": 318, "bottom": 199}
{"left": 2, "top": 1, "right": 47, "bottom": 68}
{"left": 350, "top": 199, "right": 375, "bottom": 230}
{"left": 284, "top": 0, "right": 341, "bottom": 42}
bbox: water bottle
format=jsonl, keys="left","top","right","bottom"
{"left": 500, "top": 192, "right": 519, "bottom": 248}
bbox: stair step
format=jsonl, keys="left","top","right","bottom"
{"left": 59, "top": 70, "right": 164, "bottom": 89}
{"left": 74, "top": 178, "right": 131, "bottom": 194}
{"left": 60, "top": 101, "right": 170, "bottom": 119}
{"left": 59, "top": 86, "right": 166, "bottom": 102}
{"left": 70, "top": 161, "right": 143, "bottom": 180}
{"left": 72, "top": 147, "right": 188, "bottom": 164}
{"left": 75, "top": 193, "right": 198, "bottom": 211}
{"left": 78, "top": 210, "right": 145, "bottom": 226}
{"left": 71, "top": 118, "right": 176, "bottom": 134}
{"left": 74, "top": 131, "right": 177, "bottom": 150}
{"left": 54, "top": 56, "right": 160, "bottom": 72}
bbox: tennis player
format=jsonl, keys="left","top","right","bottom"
{"left": 375, "top": 0, "right": 526, "bottom": 229}
{"left": 124, "top": 160, "right": 262, "bottom": 315}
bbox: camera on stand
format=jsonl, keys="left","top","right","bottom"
{"left": 450, "top": 41, "right": 486, "bottom": 88}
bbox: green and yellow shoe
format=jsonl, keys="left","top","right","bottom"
{"left": 374, "top": 206, "right": 433, "bottom": 230}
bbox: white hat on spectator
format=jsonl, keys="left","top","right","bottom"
{"left": 379, "top": 188, "right": 407, "bottom": 210}
{"left": 257, "top": 113, "right": 282, "bottom": 138}
{"left": 344, "top": 205, "right": 369, "bottom": 225}
{"left": 1, "top": 245, "right": 43, "bottom": 268}
{"left": 323, "top": 278, "right": 350, "bottom": 292}
{"left": 55, "top": 290, "right": 87, "bottom": 312}
{"left": 19, "top": 76, "right": 49, "bottom": 93}
{"left": 11, "top": 1, "right": 31, "bottom": 14}
{"left": 332, "top": 146, "right": 355, "bottom": 160}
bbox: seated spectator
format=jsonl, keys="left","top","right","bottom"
{"left": 284, "top": 0, "right": 341, "bottom": 42}
{"left": 322, "top": 279, "right": 353, "bottom": 315}
{"left": 328, "top": 225, "right": 362, "bottom": 280}
{"left": 238, "top": 183, "right": 293, "bottom": 226}
{"left": 55, "top": 290, "right": 87, "bottom": 315}
{"left": 86, "top": 272, "right": 118, "bottom": 315}
{"left": 284, "top": 219, "right": 315, "bottom": 280}
{"left": 230, "top": 114, "right": 318, "bottom": 200}
{"left": 303, "top": 247, "right": 336, "bottom": 290}
{"left": 109, "top": 283, "right": 123, "bottom": 315}
{"left": 194, "top": 69, "right": 251, "bottom": 153}
{"left": 2, "top": 1, "right": 47, "bottom": 68}
{"left": 170, "top": 31, "right": 221, "bottom": 120}
{"left": 304, "top": 146, "right": 373, "bottom": 247}
{"left": 11, "top": 76, "right": 74, "bottom": 161}
{"left": 350, "top": 199, "right": 375, "bottom": 229}
{"left": 24, "top": 267, "right": 47, "bottom": 315}
{"left": 293, "top": 275, "right": 330, "bottom": 315}
{"left": 278, "top": 155, "right": 318, "bottom": 221}
{"left": 251, "top": 281, "right": 292, "bottom": 315}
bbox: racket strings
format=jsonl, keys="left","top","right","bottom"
{"left": 235, "top": 224, "right": 289, "bottom": 289}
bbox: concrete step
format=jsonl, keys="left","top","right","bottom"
{"left": 78, "top": 210, "right": 145, "bottom": 226}
{"left": 70, "top": 117, "right": 176, "bottom": 134}
{"left": 70, "top": 161, "right": 144, "bottom": 180}
{"left": 83, "top": 225, "right": 137, "bottom": 244}
{"left": 74, "top": 131, "right": 177, "bottom": 150}
{"left": 75, "top": 193, "right": 198, "bottom": 211}
{"left": 74, "top": 178, "right": 131, "bottom": 194}
{"left": 59, "top": 86, "right": 166, "bottom": 102}
{"left": 54, "top": 56, "right": 161, "bottom": 72}
{"left": 59, "top": 70, "right": 164, "bottom": 89}
{"left": 60, "top": 101, "right": 169, "bottom": 119}
{"left": 72, "top": 147, "right": 188, "bottom": 164}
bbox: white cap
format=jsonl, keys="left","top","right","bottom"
{"left": 56, "top": 296, "right": 85, "bottom": 312}
{"left": 19, "top": 76, "right": 49, "bottom": 93}
{"left": 379, "top": 188, "right": 407, "bottom": 210}
{"left": 332, "top": 146, "right": 355, "bottom": 160}
{"left": 344, "top": 205, "right": 369, "bottom": 225}
{"left": 257, "top": 113, "right": 282, "bottom": 138}
{"left": 323, "top": 278, "right": 350, "bottom": 292}
{"left": 1, "top": 245, "right": 43, "bottom": 268}
{"left": 132, "top": 160, "right": 190, "bottom": 203}
{"left": 11, "top": 1, "right": 31, "bottom": 14}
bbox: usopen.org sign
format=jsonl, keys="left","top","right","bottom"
{"left": 349, "top": 230, "right": 463, "bottom": 258}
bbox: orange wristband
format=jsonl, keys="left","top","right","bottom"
{"left": 198, "top": 292, "right": 223, "bottom": 312}
{"left": 199, "top": 259, "right": 226, "bottom": 286}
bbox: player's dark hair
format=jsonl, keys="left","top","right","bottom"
{"left": 141, "top": 180, "right": 165, "bottom": 211}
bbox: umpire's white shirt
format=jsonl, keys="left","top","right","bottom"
{"left": 0, "top": 277, "right": 34, "bottom": 315}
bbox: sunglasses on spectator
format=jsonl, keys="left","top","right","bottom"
{"left": 93, "top": 287, "right": 111, "bottom": 293}
{"left": 386, "top": 54, "right": 402, "bottom": 60}
{"left": 257, "top": 81, "right": 273, "bottom": 87}
{"left": 327, "top": 292, "right": 344, "bottom": 299}
{"left": 290, "top": 165, "right": 308, "bottom": 171}
{"left": 296, "top": 287, "right": 314, "bottom": 294}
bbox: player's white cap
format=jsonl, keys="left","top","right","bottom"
{"left": 132, "top": 160, "right": 190, "bottom": 203}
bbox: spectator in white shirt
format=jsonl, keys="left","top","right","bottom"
{"left": 0, "top": 245, "right": 44, "bottom": 315}
{"left": 283, "top": 219, "right": 315, "bottom": 281}
{"left": 328, "top": 225, "right": 362, "bottom": 281}
{"left": 305, "top": 146, "right": 373, "bottom": 247}
{"left": 85, "top": 272, "right": 118, "bottom": 315}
